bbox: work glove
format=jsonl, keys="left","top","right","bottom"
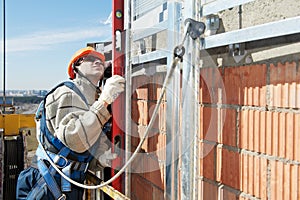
{"left": 99, "top": 75, "right": 125, "bottom": 104}
{"left": 98, "top": 148, "right": 118, "bottom": 168}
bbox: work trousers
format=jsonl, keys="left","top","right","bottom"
{"left": 16, "top": 166, "right": 85, "bottom": 200}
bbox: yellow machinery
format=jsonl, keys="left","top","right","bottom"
{"left": 0, "top": 110, "right": 36, "bottom": 200}
{"left": 0, "top": 113, "right": 36, "bottom": 136}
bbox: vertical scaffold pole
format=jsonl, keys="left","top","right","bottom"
{"left": 181, "top": 0, "right": 201, "bottom": 199}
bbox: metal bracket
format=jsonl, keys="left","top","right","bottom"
{"left": 184, "top": 18, "right": 206, "bottom": 40}
{"left": 229, "top": 43, "right": 247, "bottom": 63}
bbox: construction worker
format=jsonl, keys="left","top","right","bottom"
{"left": 16, "top": 47, "right": 125, "bottom": 200}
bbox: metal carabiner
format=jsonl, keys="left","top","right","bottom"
{"left": 173, "top": 45, "right": 186, "bottom": 62}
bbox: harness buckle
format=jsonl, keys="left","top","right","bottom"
{"left": 55, "top": 155, "right": 68, "bottom": 169}
{"left": 58, "top": 194, "right": 66, "bottom": 200}
{"left": 72, "top": 161, "right": 89, "bottom": 173}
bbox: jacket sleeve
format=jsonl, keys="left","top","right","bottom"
{"left": 45, "top": 86, "right": 111, "bottom": 153}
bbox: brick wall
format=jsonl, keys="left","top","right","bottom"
{"left": 199, "top": 61, "right": 300, "bottom": 200}
{"left": 130, "top": 61, "right": 300, "bottom": 199}
{"left": 130, "top": 73, "right": 166, "bottom": 200}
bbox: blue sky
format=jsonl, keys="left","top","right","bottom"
{"left": 0, "top": 0, "right": 112, "bottom": 90}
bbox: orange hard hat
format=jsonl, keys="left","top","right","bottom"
{"left": 68, "top": 46, "right": 105, "bottom": 79}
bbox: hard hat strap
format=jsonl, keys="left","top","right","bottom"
{"left": 75, "top": 68, "right": 101, "bottom": 93}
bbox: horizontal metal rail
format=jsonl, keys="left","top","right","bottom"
{"left": 132, "top": 49, "right": 168, "bottom": 64}
{"left": 202, "top": 16, "right": 300, "bottom": 49}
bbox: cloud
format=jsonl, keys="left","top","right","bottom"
{"left": 1, "top": 26, "right": 111, "bottom": 53}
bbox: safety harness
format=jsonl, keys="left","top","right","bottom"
{"left": 29, "top": 81, "right": 95, "bottom": 200}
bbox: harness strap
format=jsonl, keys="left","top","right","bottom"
{"left": 38, "top": 159, "right": 66, "bottom": 200}
{"left": 61, "top": 164, "right": 72, "bottom": 192}
{"left": 26, "top": 176, "right": 48, "bottom": 200}
{"left": 36, "top": 145, "right": 89, "bottom": 174}
{"left": 34, "top": 145, "right": 90, "bottom": 198}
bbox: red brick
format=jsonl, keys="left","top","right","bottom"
{"left": 217, "top": 147, "right": 240, "bottom": 189}
{"left": 223, "top": 67, "right": 242, "bottom": 105}
{"left": 135, "top": 86, "right": 148, "bottom": 100}
{"left": 144, "top": 167, "right": 164, "bottom": 190}
{"left": 271, "top": 160, "right": 284, "bottom": 200}
{"left": 199, "top": 180, "right": 218, "bottom": 200}
{"left": 131, "top": 99, "right": 140, "bottom": 124}
{"left": 148, "top": 73, "right": 167, "bottom": 102}
{"left": 259, "top": 111, "right": 266, "bottom": 154}
{"left": 200, "top": 67, "right": 213, "bottom": 104}
{"left": 223, "top": 64, "right": 267, "bottom": 106}
{"left": 266, "top": 111, "right": 273, "bottom": 155}
{"left": 269, "top": 62, "right": 300, "bottom": 108}
{"left": 248, "top": 155, "right": 254, "bottom": 195}
{"left": 220, "top": 108, "right": 237, "bottom": 147}
{"left": 200, "top": 142, "right": 216, "bottom": 180}
{"left": 200, "top": 107, "right": 218, "bottom": 142}
{"left": 290, "top": 164, "right": 300, "bottom": 200}
{"left": 297, "top": 83, "right": 300, "bottom": 108}
{"left": 154, "top": 73, "right": 167, "bottom": 101}
{"left": 270, "top": 161, "right": 300, "bottom": 200}
{"left": 240, "top": 153, "right": 247, "bottom": 193}
{"left": 130, "top": 133, "right": 141, "bottom": 150}
{"left": 216, "top": 145, "right": 222, "bottom": 182}
{"left": 200, "top": 67, "right": 223, "bottom": 104}
{"left": 286, "top": 113, "right": 295, "bottom": 161}
{"left": 248, "top": 110, "right": 255, "bottom": 151}
{"left": 254, "top": 156, "right": 268, "bottom": 199}
{"left": 253, "top": 110, "right": 260, "bottom": 152}
{"left": 136, "top": 125, "right": 149, "bottom": 152}
{"left": 133, "top": 75, "right": 150, "bottom": 100}
{"left": 284, "top": 163, "right": 291, "bottom": 200}
{"left": 260, "top": 157, "right": 268, "bottom": 199}
{"left": 239, "top": 110, "right": 256, "bottom": 151}
{"left": 264, "top": 111, "right": 296, "bottom": 160}
{"left": 219, "top": 187, "right": 239, "bottom": 200}
{"left": 295, "top": 114, "right": 300, "bottom": 162}
{"left": 289, "top": 82, "right": 297, "bottom": 108}
{"left": 240, "top": 153, "right": 268, "bottom": 198}
{"left": 148, "top": 133, "right": 160, "bottom": 152}
{"left": 131, "top": 174, "right": 153, "bottom": 200}
{"left": 136, "top": 100, "right": 145, "bottom": 125}
{"left": 253, "top": 156, "right": 260, "bottom": 197}
{"left": 279, "top": 112, "right": 287, "bottom": 158}
{"left": 272, "top": 112, "right": 279, "bottom": 157}
{"left": 239, "top": 110, "right": 249, "bottom": 150}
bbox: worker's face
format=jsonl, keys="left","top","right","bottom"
{"left": 77, "top": 56, "right": 105, "bottom": 82}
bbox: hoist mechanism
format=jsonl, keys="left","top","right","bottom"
{"left": 173, "top": 18, "right": 206, "bottom": 61}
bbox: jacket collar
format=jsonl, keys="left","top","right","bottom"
{"left": 73, "top": 76, "right": 99, "bottom": 104}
